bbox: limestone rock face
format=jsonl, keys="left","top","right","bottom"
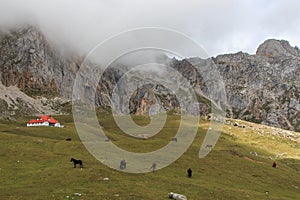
{"left": 0, "top": 25, "right": 80, "bottom": 99}
{"left": 129, "top": 83, "right": 180, "bottom": 116}
{"left": 214, "top": 41, "right": 299, "bottom": 131}
{"left": 256, "top": 39, "right": 300, "bottom": 58}
{"left": 0, "top": 26, "right": 299, "bottom": 131}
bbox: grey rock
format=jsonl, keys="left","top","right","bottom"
{"left": 0, "top": 25, "right": 299, "bottom": 131}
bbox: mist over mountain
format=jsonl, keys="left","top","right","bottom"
{"left": 0, "top": 25, "right": 299, "bottom": 131}
{"left": 1, "top": 0, "right": 300, "bottom": 57}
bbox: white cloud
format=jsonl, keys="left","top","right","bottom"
{"left": 0, "top": 0, "right": 298, "bottom": 57}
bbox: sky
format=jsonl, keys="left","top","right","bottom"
{"left": 0, "top": 0, "right": 299, "bottom": 57}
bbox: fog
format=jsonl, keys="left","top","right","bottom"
{"left": 0, "top": 0, "right": 299, "bottom": 57}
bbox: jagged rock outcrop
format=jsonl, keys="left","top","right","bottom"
{"left": 0, "top": 26, "right": 299, "bottom": 131}
{"left": 213, "top": 40, "right": 299, "bottom": 131}
{"left": 0, "top": 26, "right": 80, "bottom": 99}
{"left": 0, "top": 26, "right": 83, "bottom": 117}
{"left": 129, "top": 83, "right": 180, "bottom": 115}
{"left": 256, "top": 39, "right": 300, "bottom": 58}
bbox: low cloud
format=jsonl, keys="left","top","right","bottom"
{"left": 0, "top": 0, "right": 299, "bottom": 57}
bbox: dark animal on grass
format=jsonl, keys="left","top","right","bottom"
{"left": 272, "top": 161, "right": 277, "bottom": 168}
{"left": 70, "top": 158, "right": 83, "bottom": 168}
{"left": 66, "top": 138, "right": 72, "bottom": 141}
{"left": 187, "top": 168, "right": 192, "bottom": 178}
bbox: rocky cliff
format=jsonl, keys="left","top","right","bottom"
{"left": 0, "top": 26, "right": 299, "bottom": 131}
{"left": 214, "top": 42, "right": 299, "bottom": 131}
{"left": 0, "top": 26, "right": 79, "bottom": 98}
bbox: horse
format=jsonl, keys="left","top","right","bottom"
{"left": 70, "top": 158, "right": 83, "bottom": 168}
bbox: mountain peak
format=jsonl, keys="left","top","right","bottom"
{"left": 256, "top": 39, "right": 299, "bottom": 58}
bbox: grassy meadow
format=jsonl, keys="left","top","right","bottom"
{"left": 0, "top": 112, "right": 299, "bottom": 200}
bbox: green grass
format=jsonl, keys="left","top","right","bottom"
{"left": 0, "top": 113, "right": 299, "bottom": 200}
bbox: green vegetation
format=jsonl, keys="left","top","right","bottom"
{"left": 0, "top": 113, "right": 299, "bottom": 199}
{"left": 24, "top": 88, "right": 61, "bottom": 98}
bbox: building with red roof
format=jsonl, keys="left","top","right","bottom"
{"left": 27, "top": 116, "right": 61, "bottom": 127}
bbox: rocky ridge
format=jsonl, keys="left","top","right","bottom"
{"left": 0, "top": 26, "right": 299, "bottom": 131}
{"left": 213, "top": 40, "right": 299, "bottom": 131}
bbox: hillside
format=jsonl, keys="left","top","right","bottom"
{"left": 0, "top": 25, "right": 299, "bottom": 131}
{"left": 0, "top": 113, "right": 299, "bottom": 199}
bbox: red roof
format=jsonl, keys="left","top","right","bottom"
{"left": 27, "top": 116, "right": 59, "bottom": 124}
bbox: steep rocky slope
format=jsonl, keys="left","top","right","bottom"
{"left": 0, "top": 26, "right": 79, "bottom": 98}
{"left": 0, "top": 26, "right": 299, "bottom": 131}
{"left": 0, "top": 82, "right": 68, "bottom": 119}
{"left": 214, "top": 40, "right": 299, "bottom": 131}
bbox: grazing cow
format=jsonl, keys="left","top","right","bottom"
{"left": 70, "top": 158, "right": 83, "bottom": 168}
{"left": 187, "top": 168, "right": 192, "bottom": 178}
{"left": 66, "top": 138, "right": 72, "bottom": 141}
{"left": 272, "top": 161, "right": 277, "bottom": 168}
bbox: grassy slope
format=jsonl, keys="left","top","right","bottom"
{"left": 0, "top": 114, "right": 299, "bottom": 200}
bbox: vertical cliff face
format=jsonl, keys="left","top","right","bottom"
{"left": 128, "top": 83, "right": 180, "bottom": 115}
{"left": 0, "top": 26, "right": 82, "bottom": 117}
{"left": 0, "top": 26, "right": 80, "bottom": 99}
{"left": 213, "top": 40, "right": 299, "bottom": 131}
{"left": 0, "top": 26, "right": 299, "bottom": 131}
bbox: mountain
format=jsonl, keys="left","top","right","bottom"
{"left": 0, "top": 26, "right": 79, "bottom": 98}
{"left": 0, "top": 26, "right": 299, "bottom": 131}
{"left": 214, "top": 43, "right": 299, "bottom": 131}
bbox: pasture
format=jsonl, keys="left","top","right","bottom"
{"left": 0, "top": 112, "right": 299, "bottom": 199}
